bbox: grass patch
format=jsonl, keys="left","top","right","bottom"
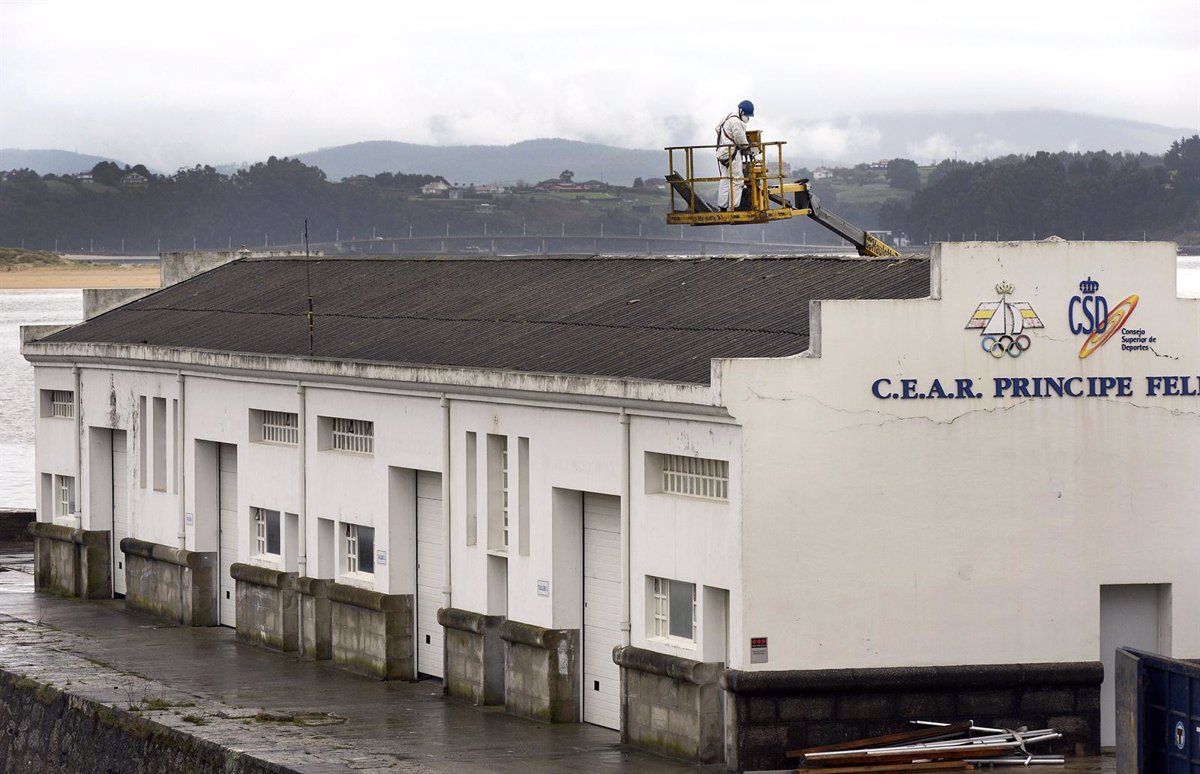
{"left": 181, "top": 713, "right": 208, "bottom": 725}
{"left": 0, "top": 247, "right": 66, "bottom": 268}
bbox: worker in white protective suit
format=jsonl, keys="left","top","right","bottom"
{"left": 715, "top": 100, "right": 756, "bottom": 211}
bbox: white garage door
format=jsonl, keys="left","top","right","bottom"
{"left": 111, "top": 430, "right": 129, "bottom": 596}
{"left": 218, "top": 443, "right": 238, "bottom": 627}
{"left": 416, "top": 471, "right": 444, "bottom": 678}
{"left": 583, "top": 493, "right": 621, "bottom": 729}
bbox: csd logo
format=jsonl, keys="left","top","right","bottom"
{"left": 1069, "top": 277, "right": 1108, "bottom": 334}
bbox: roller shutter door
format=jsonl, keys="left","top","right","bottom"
{"left": 582, "top": 493, "right": 621, "bottom": 729}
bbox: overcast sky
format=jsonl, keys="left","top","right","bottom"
{"left": 1, "top": 0, "right": 1197, "bottom": 170}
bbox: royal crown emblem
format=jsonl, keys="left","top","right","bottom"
{"left": 966, "top": 281, "right": 1044, "bottom": 358}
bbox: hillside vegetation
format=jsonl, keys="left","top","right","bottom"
{"left": 0, "top": 247, "right": 66, "bottom": 268}
{"left": 1, "top": 136, "right": 1196, "bottom": 253}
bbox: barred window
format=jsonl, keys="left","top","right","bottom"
{"left": 260, "top": 411, "right": 298, "bottom": 444}
{"left": 331, "top": 418, "right": 373, "bottom": 454}
{"left": 661, "top": 455, "right": 728, "bottom": 500}
{"left": 50, "top": 390, "right": 74, "bottom": 419}
{"left": 651, "top": 577, "right": 696, "bottom": 642}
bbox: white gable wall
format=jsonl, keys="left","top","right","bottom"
{"left": 720, "top": 241, "right": 1200, "bottom": 671}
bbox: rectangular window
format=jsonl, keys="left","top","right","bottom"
{"left": 152, "top": 396, "right": 167, "bottom": 491}
{"left": 465, "top": 432, "right": 478, "bottom": 546}
{"left": 517, "top": 436, "right": 529, "bottom": 557}
{"left": 57, "top": 475, "right": 76, "bottom": 517}
{"left": 344, "top": 523, "right": 375, "bottom": 575}
{"left": 651, "top": 577, "right": 696, "bottom": 642}
{"left": 331, "top": 417, "right": 373, "bottom": 454}
{"left": 259, "top": 410, "right": 299, "bottom": 445}
{"left": 138, "top": 396, "right": 148, "bottom": 489}
{"left": 254, "top": 508, "right": 281, "bottom": 556}
{"left": 661, "top": 454, "right": 728, "bottom": 500}
{"left": 49, "top": 390, "right": 74, "bottom": 418}
{"left": 486, "top": 434, "right": 508, "bottom": 551}
{"left": 501, "top": 444, "right": 509, "bottom": 548}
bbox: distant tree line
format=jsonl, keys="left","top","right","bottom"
{"left": 881, "top": 136, "right": 1200, "bottom": 243}
{"left": 2, "top": 137, "right": 1197, "bottom": 252}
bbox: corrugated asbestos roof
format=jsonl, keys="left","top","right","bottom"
{"left": 42, "top": 256, "right": 930, "bottom": 384}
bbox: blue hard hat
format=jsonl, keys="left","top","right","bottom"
{"left": 738, "top": 100, "right": 755, "bottom": 117}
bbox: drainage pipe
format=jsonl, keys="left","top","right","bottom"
{"left": 619, "top": 408, "right": 631, "bottom": 646}
{"left": 297, "top": 382, "right": 307, "bottom": 577}
{"left": 441, "top": 395, "right": 452, "bottom": 611}
{"left": 73, "top": 364, "right": 82, "bottom": 528}
{"left": 176, "top": 371, "right": 186, "bottom": 548}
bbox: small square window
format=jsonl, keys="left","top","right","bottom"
{"left": 331, "top": 417, "right": 373, "bottom": 454}
{"left": 258, "top": 410, "right": 298, "bottom": 444}
{"left": 344, "top": 523, "right": 375, "bottom": 575}
{"left": 660, "top": 454, "right": 728, "bottom": 500}
{"left": 56, "top": 475, "right": 76, "bottom": 517}
{"left": 49, "top": 390, "right": 74, "bottom": 419}
{"left": 651, "top": 576, "right": 696, "bottom": 643}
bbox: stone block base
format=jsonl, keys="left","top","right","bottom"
{"left": 29, "top": 522, "right": 110, "bottom": 599}
{"left": 721, "top": 661, "right": 1103, "bottom": 771}
{"left": 296, "top": 576, "right": 332, "bottom": 660}
{"left": 499, "top": 620, "right": 579, "bottom": 723}
{"left": 327, "top": 582, "right": 414, "bottom": 680}
{"left": 615, "top": 645, "right": 724, "bottom": 763}
{"left": 231, "top": 563, "right": 298, "bottom": 652}
{"left": 438, "top": 607, "right": 504, "bottom": 705}
{"left": 120, "top": 538, "right": 217, "bottom": 626}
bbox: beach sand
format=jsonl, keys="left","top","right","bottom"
{"left": 0, "top": 263, "right": 160, "bottom": 290}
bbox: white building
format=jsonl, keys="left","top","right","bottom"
{"left": 23, "top": 241, "right": 1199, "bottom": 769}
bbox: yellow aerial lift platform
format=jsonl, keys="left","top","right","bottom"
{"left": 665, "top": 130, "right": 900, "bottom": 258}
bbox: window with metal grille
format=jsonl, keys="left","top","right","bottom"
{"left": 50, "top": 390, "right": 74, "bottom": 418}
{"left": 260, "top": 411, "right": 298, "bottom": 444}
{"left": 661, "top": 455, "right": 728, "bottom": 500}
{"left": 651, "top": 577, "right": 696, "bottom": 642}
{"left": 331, "top": 418, "right": 373, "bottom": 454}
{"left": 501, "top": 445, "right": 509, "bottom": 548}
{"left": 344, "top": 523, "right": 375, "bottom": 575}
{"left": 254, "top": 508, "right": 281, "bottom": 556}
{"left": 57, "top": 475, "right": 76, "bottom": 517}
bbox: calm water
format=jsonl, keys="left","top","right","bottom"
{"left": 1, "top": 260, "right": 1198, "bottom": 508}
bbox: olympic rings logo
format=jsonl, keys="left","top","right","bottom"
{"left": 981, "top": 334, "right": 1031, "bottom": 358}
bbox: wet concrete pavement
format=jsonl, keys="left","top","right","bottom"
{"left": 0, "top": 545, "right": 1115, "bottom": 773}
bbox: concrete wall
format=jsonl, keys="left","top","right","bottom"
{"left": 232, "top": 563, "right": 298, "bottom": 651}
{"left": 327, "top": 581, "right": 414, "bottom": 680}
{"left": 499, "top": 620, "right": 579, "bottom": 723}
{"left": 438, "top": 607, "right": 504, "bottom": 705}
{"left": 121, "top": 538, "right": 217, "bottom": 626}
{"left": 0, "top": 669, "right": 287, "bottom": 774}
{"left": 296, "top": 576, "right": 332, "bottom": 660}
{"left": 615, "top": 645, "right": 723, "bottom": 763}
{"left": 722, "top": 661, "right": 1102, "bottom": 771}
{"left": 82, "top": 287, "right": 157, "bottom": 320}
{"left": 720, "top": 241, "right": 1200, "bottom": 672}
{"left": 29, "top": 522, "right": 110, "bottom": 599}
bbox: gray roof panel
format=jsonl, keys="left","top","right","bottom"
{"left": 43, "top": 256, "right": 929, "bottom": 384}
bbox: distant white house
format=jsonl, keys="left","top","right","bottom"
{"left": 811, "top": 166, "right": 833, "bottom": 180}
{"left": 420, "top": 180, "right": 450, "bottom": 196}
